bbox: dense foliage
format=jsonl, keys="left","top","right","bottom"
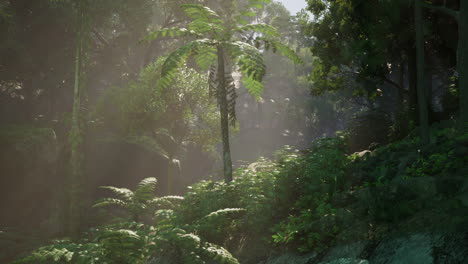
{"left": 10, "top": 124, "right": 468, "bottom": 263}
{"left": 1, "top": 0, "right": 468, "bottom": 263}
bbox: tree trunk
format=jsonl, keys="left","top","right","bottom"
{"left": 415, "top": 0, "right": 429, "bottom": 143}
{"left": 459, "top": 1, "right": 468, "bottom": 127}
{"left": 408, "top": 48, "right": 418, "bottom": 128}
{"left": 67, "top": 0, "right": 86, "bottom": 237}
{"left": 217, "top": 45, "right": 233, "bottom": 183}
{"left": 166, "top": 156, "right": 181, "bottom": 194}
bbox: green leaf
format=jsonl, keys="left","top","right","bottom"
{"left": 99, "top": 187, "right": 134, "bottom": 200}
{"left": 236, "top": 23, "right": 280, "bottom": 38}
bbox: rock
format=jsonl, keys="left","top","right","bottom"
{"left": 264, "top": 252, "right": 317, "bottom": 264}
{"left": 321, "top": 241, "right": 368, "bottom": 262}
{"left": 369, "top": 233, "right": 433, "bottom": 264}
{"left": 319, "top": 258, "right": 369, "bottom": 264}
{"left": 433, "top": 232, "right": 468, "bottom": 263}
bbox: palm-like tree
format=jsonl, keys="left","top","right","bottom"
{"left": 146, "top": 1, "right": 301, "bottom": 182}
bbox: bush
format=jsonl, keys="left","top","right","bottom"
{"left": 271, "top": 138, "right": 350, "bottom": 252}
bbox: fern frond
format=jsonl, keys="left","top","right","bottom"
{"left": 177, "top": 233, "right": 202, "bottom": 249}
{"left": 159, "top": 39, "right": 215, "bottom": 89}
{"left": 226, "top": 41, "right": 266, "bottom": 99}
{"left": 236, "top": 24, "right": 279, "bottom": 38}
{"left": 202, "top": 242, "right": 240, "bottom": 264}
{"left": 227, "top": 41, "right": 266, "bottom": 81}
{"left": 151, "top": 196, "right": 184, "bottom": 209}
{"left": 225, "top": 72, "right": 238, "bottom": 125}
{"left": 193, "top": 46, "right": 217, "bottom": 70}
{"left": 14, "top": 246, "right": 74, "bottom": 264}
{"left": 144, "top": 27, "right": 199, "bottom": 42}
{"left": 93, "top": 198, "right": 128, "bottom": 208}
{"left": 241, "top": 75, "right": 264, "bottom": 100}
{"left": 203, "top": 208, "right": 246, "bottom": 220}
{"left": 159, "top": 195, "right": 185, "bottom": 202}
{"left": 236, "top": 0, "right": 271, "bottom": 23}
{"left": 98, "top": 229, "right": 141, "bottom": 241}
{"left": 134, "top": 177, "right": 157, "bottom": 202}
{"left": 188, "top": 20, "right": 225, "bottom": 35}
{"left": 256, "top": 38, "right": 302, "bottom": 64}
{"left": 124, "top": 135, "right": 169, "bottom": 160}
{"left": 208, "top": 64, "right": 218, "bottom": 99}
{"left": 99, "top": 186, "right": 134, "bottom": 200}
{"left": 182, "top": 4, "right": 224, "bottom": 35}
{"left": 181, "top": 4, "right": 220, "bottom": 21}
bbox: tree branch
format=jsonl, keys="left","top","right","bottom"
{"left": 383, "top": 77, "right": 408, "bottom": 94}
{"left": 92, "top": 29, "right": 110, "bottom": 47}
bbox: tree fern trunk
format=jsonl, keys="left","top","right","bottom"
{"left": 167, "top": 155, "right": 174, "bottom": 194}
{"left": 459, "top": 1, "right": 468, "bottom": 127}
{"left": 415, "top": 0, "right": 429, "bottom": 143}
{"left": 217, "top": 45, "right": 233, "bottom": 183}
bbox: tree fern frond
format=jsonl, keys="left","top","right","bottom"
{"left": 134, "top": 177, "right": 157, "bottom": 202}
{"left": 193, "top": 46, "right": 217, "bottom": 70}
{"left": 236, "top": 23, "right": 279, "bottom": 38}
{"left": 93, "top": 198, "right": 128, "bottom": 208}
{"left": 159, "top": 39, "right": 215, "bottom": 89}
{"left": 225, "top": 73, "right": 238, "bottom": 125}
{"left": 144, "top": 27, "right": 199, "bottom": 42}
{"left": 181, "top": 4, "right": 220, "bottom": 20}
{"left": 124, "top": 135, "right": 169, "bottom": 160}
{"left": 226, "top": 42, "right": 266, "bottom": 99}
{"left": 241, "top": 75, "right": 264, "bottom": 100}
{"left": 188, "top": 20, "right": 225, "bottom": 35}
{"left": 256, "top": 38, "right": 302, "bottom": 64}
{"left": 236, "top": 0, "right": 271, "bottom": 22}
{"left": 99, "top": 186, "right": 134, "bottom": 200}
{"left": 181, "top": 4, "right": 224, "bottom": 35}
{"left": 227, "top": 41, "right": 266, "bottom": 82}
{"left": 208, "top": 64, "right": 218, "bottom": 99}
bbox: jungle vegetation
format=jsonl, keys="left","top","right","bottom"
{"left": 0, "top": 0, "right": 467, "bottom": 263}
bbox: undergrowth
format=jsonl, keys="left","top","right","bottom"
{"left": 11, "top": 125, "right": 468, "bottom": 263}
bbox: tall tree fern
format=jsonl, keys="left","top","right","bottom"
{"left": 146, "top": 0, "right": 301, "bottom": 182}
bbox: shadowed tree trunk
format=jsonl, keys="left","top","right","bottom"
{"left": 67, "top": 0, "right": 88, "bottom": 237}
{"left": 422, "top": 1, "right": 467, "bottom": 127}
{"left": 217, "top": 45, "right": 233, "bottom": 183}
{"left": 415, "top": 0, "right": 429, "bottom": 143}
{"left": 408, "top": 48, "right": 419, "bottom": 128}
{"left": 459, "top": 1, "right": 468, "bottom": 127}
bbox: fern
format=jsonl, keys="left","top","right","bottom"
{"left": 147, "top": 2, "right": 300, "bottom": 182}
{"left": 151, "top": 195, "right": 185, "bottom": 209}
{"left": 124, "top": 135, "right": 170, "bottom": 160}
{"left": 144, "top": 27, "right": 199, "bottom": 41}
{"left": 236, "top": 23, "right": 280, "bottom": 38}
{"left": 93, "top": 177, "right": 157, "bottom": 221}
{"left": 135, "top": 177, "right": 157, "bottom": 202}
{"left": 158, "top": 39, "right": 215, "bottom": 89}
{"left": 202, "top": 208, "right": 246, "bottom": 220}
{"left": 255, "top": 37, "right": 302, "bottom": 64}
